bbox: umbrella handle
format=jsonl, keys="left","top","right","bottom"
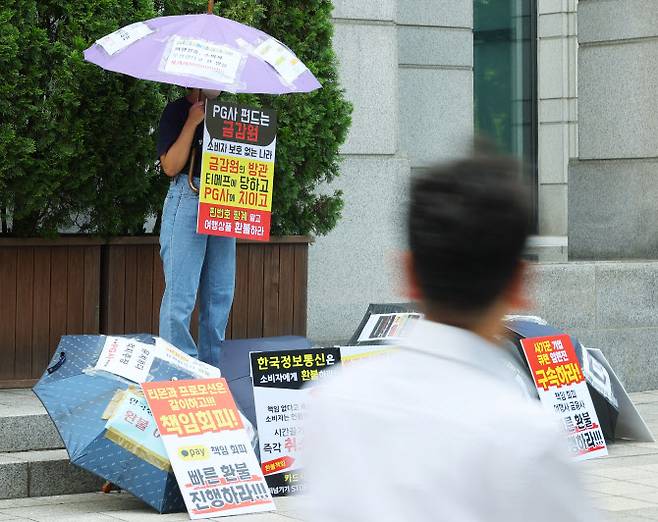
{"left": 46, "top": 352, "right": 66, "bottom": 374}
{"left": 187, "top": 87, "right": 202, "bottom": 194}
{"left": 187, "top": 148, "right": 199, "bottom": 193}
{"left": 208, "top": 0, "right": 215, "bottom": 14}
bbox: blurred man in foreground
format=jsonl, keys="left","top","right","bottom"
{"left": 305, "top": 153, "right": 597, "bottom": 521}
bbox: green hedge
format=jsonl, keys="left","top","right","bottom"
{"left": 0, "top": 0, "right": 351, "bottom": 237}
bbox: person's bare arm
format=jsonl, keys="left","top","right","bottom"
{"left": 159, "top": 101, "right": 205, "bottom": 177}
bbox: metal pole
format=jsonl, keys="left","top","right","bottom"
{"left": 187, "top": 89, "right": 201, "bottom": 194}
{"left": 186, "top": 0, "right": 214, "bottom": 193}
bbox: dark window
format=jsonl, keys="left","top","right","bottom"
{"left": 474, "top": 0, "right": 538, "bottom": 228}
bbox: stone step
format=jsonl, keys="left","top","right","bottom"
{"left": 525, "top": 235, "right": 568, "bottom": 262}
{"left": 0, "top": 449, "right": 103, "bottom": 499}
{"left": 0, "top": 390, "right": 63, "bottom": 452}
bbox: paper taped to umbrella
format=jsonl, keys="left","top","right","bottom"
{"left": 96, "top": 21, "right": 153, "bottom": 55}
{"left": 103, "top": 388, "right": 172, "bottom": 472}
{"left": 93, "top": 336, "right": 222, "bottom": 382}
{"left": 160, "top": 36, "right": 248, "bottom": 87}
{"left": 253, "top": 38, "right": 308, "bottom": 84}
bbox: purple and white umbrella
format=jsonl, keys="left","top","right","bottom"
{"left": 84, "top": 13, "right": 321, "bottom": 94}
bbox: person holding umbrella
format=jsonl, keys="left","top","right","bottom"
{"left": 83, "top": 2, "right": 321, "bottom": 365}
{"left": 157, "top": 88, "right": 233, "bottom": 366}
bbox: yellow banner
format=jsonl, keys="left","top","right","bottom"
{"left": 199, "top": 155, "right": 274, "bottom": 212}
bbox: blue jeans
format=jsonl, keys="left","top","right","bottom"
{"left": 159, "top": 175, "right": 236, "bottom": 366}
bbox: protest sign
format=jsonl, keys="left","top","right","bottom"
{"left": 197, "top": 101, "right": 277, "bottom": 241}
{"left": 142, "top": 378, "right": 275, "bottom": 518}
{"left": 250, "top": 348, "right": 341, "bottom": 496}
{"left": 521, "top": 335, "right": 608, "bottom": 460}
{"left": 356, "top": 312, "right": 422, "bottom": 344}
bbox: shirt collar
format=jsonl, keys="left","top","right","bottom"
{"left": 401, "top": 319, "right": 525, "bottom": 384}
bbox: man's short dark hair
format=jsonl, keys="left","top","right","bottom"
{"left": 408, "top": 154, "right": 531, "bottom": 314}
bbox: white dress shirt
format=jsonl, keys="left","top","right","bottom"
{"left": 305, "top": 319, "right": 598, "bottom": 522}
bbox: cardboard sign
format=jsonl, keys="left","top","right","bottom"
{"left": 250, "top": 348, "right": 341, "bottom": 496}
{"left": 198, "top": 101, "right": 277, "bottom": 241}
{"left": 142, "top": 379, "right": 275, "bottom": 518}
{"left": 521, "top": 335, "right": 608, "bottom": 461}
{"left": 356, "top": 313, "right": 422, "bottom": 344}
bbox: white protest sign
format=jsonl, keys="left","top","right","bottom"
{"left": 96, "top": 22, "right": 153, "bottom": 55}
{"left": 162, "top": 36, "right": 243, "bottom": 84}
{"left": 95, "top": 336, "right": 155, "bottom": 384}
{"left": 250, "top": 348, "right": 341, "bottom": 496}
{"left": 253, "top": 38, "right": 307, "bottom": 83}
{"left": 143, "top": 378, "right": 275, "bottom": 519}
{"left": 521, "top": 335, "right": 608, "bottom": 461}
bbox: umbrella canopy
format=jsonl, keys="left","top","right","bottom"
{"left": 33, "top": 334, "right": 236, "bottom": 513}
{"left": 83, "top": 14, "right": 321, "bottom": 94}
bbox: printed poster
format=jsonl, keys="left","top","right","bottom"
{"left": 521, "top": 335, "right": 608, "bottom": 461}
{"left": 198, "top": 101, "right": 277, "bottom": 241}
{"left": 142, "top": 378, "right": 275, "bottom": 518}
{"left": 250, "top": 348, "right": 341, "bottom": 496}
{"left": 356, "top": 312, "right": 422, "bottom": 344}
